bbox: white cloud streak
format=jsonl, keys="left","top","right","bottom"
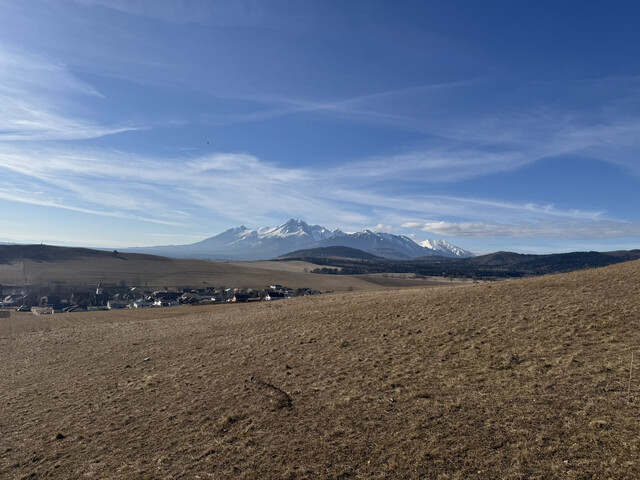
{"left": 0, "top": 187, "right": 178, "bottom": 226}
{"left": 0, "top": 140, "right": 633, "bottom": 241}
{"left": 203, "top": 77, "right": 640, "bottom": 179}
{"left": 74, "top": 0, "right": 269, "bottom": 26}
{"left": 405, "top": 220, "right": 640, "bottom": 239}
{"left": 0, "top": 28, "right": 638, "bottom": 245}
{"left": 0, "top": 46, "right": 139, "bottom": 141}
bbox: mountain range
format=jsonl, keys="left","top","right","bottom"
{"left": 124, "top": 219, "right": 474, "bottom": 261}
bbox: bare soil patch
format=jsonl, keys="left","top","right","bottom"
{"left": 2, "top": 260, "right": 640, "bottom": 478}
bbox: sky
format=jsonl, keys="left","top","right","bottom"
{"left": 1, "top": 0, "right": 640, "bottom": 254}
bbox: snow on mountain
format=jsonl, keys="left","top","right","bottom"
{"left": 258, "top": 219, "right": 333, "bottom": 241}
{"left": 318, "top": 229, "right": 431, "bottom": 259}
{"left": 125, "top": 219, "right": 473, "bottom": 260}
{"left": 420, "top": 239, "right": 474, "bottom": 258}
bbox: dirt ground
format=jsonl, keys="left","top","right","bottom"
{"left": 2, "top": 260, "right": 640, "bottom": 479}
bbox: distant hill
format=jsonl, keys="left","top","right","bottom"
{"left": 277, "top": 246, "right": 383, "bottom": 261}
{"left": 0, "top": 244, "right": 419, "bottom": 292}
{"left": 458, "top": 250, "right": 640, "bottom": 275}
{"left": 0, "top": 244, "right": 136, "bottom": 264}
{"left": 286, "top": 248, "right": 640, "bottom": 279}
{"left": 3, "top": 244, "right": 639, "bottom": 288}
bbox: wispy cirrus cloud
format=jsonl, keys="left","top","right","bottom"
{"left": 212, "top": 71, "right": 640, "bottom": 179}
{"left": 0, "top": 139, "right": 633, "bottom": 242}
{"left": 0, "top": 44, "right": 636, "bottom": 242}
{"left": 184, "top": 76, "right": 640, "bottom": 191}
{"left": 0, "top": 46, "right": 139, "bottom": 141}
{"left": 404, "top": 219, "right": 640, "bottom": 239}
{"left": 0, "top": 186, "right": 179, "bottom": 226}
{"left": 74, "top": 0, "right": 269, "bottom": 26}
{"left": 208, "top": 78, "right": 481, "bottom": 129}
{"left": 0, "top": 144, "right": 330, "bottom": 229}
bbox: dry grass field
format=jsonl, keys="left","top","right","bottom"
{"left": 0, "top": 251, "right": 458, "bottom": 292}
{"left": 2, "top": 260, "right": 640, "bottom": 479}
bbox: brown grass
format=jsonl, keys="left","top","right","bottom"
{"left": 0, "top": 254, "right": 457, "bottom": 292}
{"left": 2, "top": 260, "right": 640, "bottom": 478}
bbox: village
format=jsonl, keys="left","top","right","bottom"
{"left": 0, "top": 283, "right": 324, "bottom": 315}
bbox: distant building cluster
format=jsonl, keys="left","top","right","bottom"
{"left": 1, "top": 283, "right": 323, "bottom": 314}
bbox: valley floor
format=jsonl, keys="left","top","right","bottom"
{"left": 2, "top": 260, "right": 640, "bottom": 478}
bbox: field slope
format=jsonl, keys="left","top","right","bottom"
{"left": 0, "top": 244, "right": 439, "bottom": 291}
{"left": 2, "top": 260, "right": 640, "bottom": 478}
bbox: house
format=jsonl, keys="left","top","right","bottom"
{"left": 152, "top": 291, "right": 181, "bottom": 301}
{"left": 197, "top": 295, "right": 217, "bottom": 304}
{"left": 263, "top": 290, "right": 286, "bottom": 301}
{"left": 213, "top": 289, "right": 235, "bottom": 302}
{"left": 40, "top": 295, "right": 61, "bottom": 310}
{"left": 234, "top": 292, "right": 252, "bottom": 303}
{"left": 178, "top": 293, "right": 201, "bottom": 304}
{"left": 94, "top": 292, "right": 108, "bottom": 306}
{"left": 132, "top": 299, "right": 151, "bottom": 308}
{"left": 153, "top": 298, "right": 179, "bottom": 307}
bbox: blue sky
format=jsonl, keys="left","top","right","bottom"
{"left": 1, "top": 0, "right": 640, "bottom": 254}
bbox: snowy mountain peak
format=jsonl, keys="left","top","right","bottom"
{"left": 127, "top": 220, "right": 473, "bottom": 260}
{"left": 260, "top": 219, "right": 334, "bottom": 241}
{"left": 280, "top": 218, "right": 308, "bottom": 231}
{"left": 420, "top": 239, "right": 473, "bottom": 257}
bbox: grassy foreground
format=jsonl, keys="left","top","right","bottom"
{"left": 2, "top": 260, "right": 640, "bottom": 479}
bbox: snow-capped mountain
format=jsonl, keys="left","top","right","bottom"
{"left": 125, "top": 219, "right": 473, "bottom": 260}
{"left": 319, "top": 230, "right": 438, "bottom": 259}
{"left": 420, "top": 239, "right": 474, "bottom": 258}
{"left": 255, "top": 219, "right": 334, "bottom": 242}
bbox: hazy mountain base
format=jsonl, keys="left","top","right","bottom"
{"left": 2, "top": 260, "right": 640, "bottom": 478}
